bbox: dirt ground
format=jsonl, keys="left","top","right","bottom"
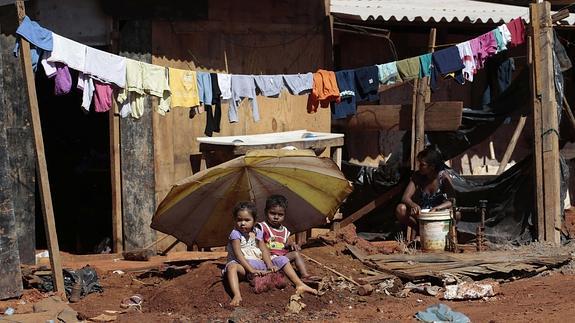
{"left": 2, "top": 241, "right": 575, "bottom": 322}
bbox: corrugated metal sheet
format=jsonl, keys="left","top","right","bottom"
{"left": 331, "top": 0, "right": 575, "bottom": 25}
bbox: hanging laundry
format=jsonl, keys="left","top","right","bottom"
{"left": 456, "top": 41, "right": 476, "bottom": 82}
{"left": 41, "top": 55, "right": 72, "bottom": 96}
{"left": 85, "top": 47, "right": 126, "bottom": 88}
{"left": 77, "top": 72, "right": 95, "bottom": 112}
{"left": 354, "top": 65, "right": 379, "bottom": 103}
{"left": 307, "top": 70, "right": 340, "bottom": 113}
{"left": 13, "top": 16, "right": 53, "bottom": 72}
{"left": 469, "top": 32, "right": 497, "bottom": 70}
{"left": 283, "top": 73, "right": 313, "bottom": 95}
{"left": 117, "top": 59, "right": 170, "bottom": 118}
{"left": 492, "top": 28, "right": 507, "bottom": 53}
{"left": 93, "top": 80, "right": 113, "bottom": 113}
{"left": 205, "top": 73, "right": 222, "bottom": 137}
{"left": 481, "top": 56, "right": 515, "bottom": 105}
{"left": 396, "top": 57, "right": 420, "bottom": 82}
{"left": 419, "top": 53, "right": 433, "bottom": 78}
{"left": 169, "top": 68, "right": 200, "bottom": 109}
{"left": 197, "top": 71, "right": 213, "bottom": 107}
{"left": 430, "top": 46, "right": 465, "bottom": 90}
{"left": 498, "top": 24, "right": 512, "bottom": 46}
{"left": 230, "top": 75, "right": 259, "bottom": 122}
{"left": 217, "top": 73, "right": 232, "bottom": 100}
{"left": 506, "top": 18, "right": 526, "bottom": 47}
{"left": 332, "top": 70, "right": 356, "bottom": 120}
{"left": 377, "top": 62, "right": 401, "bottom": 85}
{"left": 44, "top": 33, "right": 86, "bottom": 73}
{"left": 254, "top": 75, "right": 284, "bottom": 97}
{"left": 52, "top": 63, "right": 72, "bottom": 96}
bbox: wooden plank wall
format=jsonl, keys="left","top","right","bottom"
{"left": 0, "top": 24, "right": 36, "bottom": 264}
{"left": 118, "top": 20, "right": 157, "bottom": 250}
{"left": 150, "top": 0, "right": 331, "bottom": 250}
{"left": 0, "top": 25, "right": 24, "bottom": 299}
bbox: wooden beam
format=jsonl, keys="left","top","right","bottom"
{"left": 14, "top": 0, "right": 65, "bottom": 296}
{"left": 530, "top": 2, "right": 561, "bottom": 244}
{"left": 347, "top": 102, "right": 463, "bottom": 131}
{"left": 340, "top": 182, "right": 406, "bottom": 228}
{"left": 496, "top": 116, "right": 527, "bottom": 175}
{"left": 410, "top": 78, "right": 419, "bottom": 170}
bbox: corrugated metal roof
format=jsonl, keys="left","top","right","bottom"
{"left": 331, "top": 0, "right": 575, "bottom": 25}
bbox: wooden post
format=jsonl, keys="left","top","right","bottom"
{"left": 14, "top": 1, "right": 65, "bottom": 296}
{"left": 530, "top": 2, "right": 561, "bottom": 244}
{"left": 110, "top": 20, "right": 123, "bottom": 253}
{"left": 414, "top": 28, "right": 437, "bottom": 165}
{"left": 496, "top": 116, "right": 527, "bottom": 175}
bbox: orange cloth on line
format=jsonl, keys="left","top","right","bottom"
{"left": 307, "top": 70, "right": 340, "bottom": 113}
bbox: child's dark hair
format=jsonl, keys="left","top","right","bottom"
{"left": 265, "top": 194, "right": 288, "bottom": 213}
{"left": 232, "top": 201, "right": 257, "bottom": 219}
{"left": 417, "top": 148, "right": 445, "bottom": 171}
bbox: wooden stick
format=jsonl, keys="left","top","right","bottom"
{"left": 496, "top": 116, "right": 527, "bottom": 175}
{"left": 15, "top": 0, "right": 65, "bottom": 296}
{"left": 302, "top": 253, "right": 360, "bottom": 286}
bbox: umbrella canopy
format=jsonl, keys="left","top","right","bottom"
{"left": 151, "top": 149, "right": 352, "bottom": 247}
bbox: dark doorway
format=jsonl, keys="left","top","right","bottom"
{"left": 34, "top": 62, "right": 112, "bottom": 254}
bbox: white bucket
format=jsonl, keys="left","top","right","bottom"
{"left": 418, "top": 210, "right": 451, "bottom": 252}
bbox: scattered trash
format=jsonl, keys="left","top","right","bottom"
{"left": 68, "top": 281, "right": 82, "bottom": 303}
{"left": 4, "top": 307, "right": 14, "bottom": 315}
{"left": 375, "top": 278, "right": 404, "bottom": 296}
{"left": 112, "top": 270, "right": 125, "bottom": 275}
{"left": 36, "top": 250, "right": 49, "bottom": 258}
{"left": 400, "top": 282, "right": 442, "bottom": 297}
{"left": 415, "top": 303, "right": 470, "bottom": 323}
{"left": 442, "top": 281, "right": 500, "bottom": 300}
{"left": 357, "top": 284, "right": 374, "bottom": 296}
{"left": 286, "top": 294, "right": 306, "bottom": 314}
{"left": 89, "top": 313, "right": 117, "bottom": 322}
{"left": 36, "top": 266, "right": 103, "bottom": 300}
{"left": 120, "top": 294, "right": 143, "bottom": 311}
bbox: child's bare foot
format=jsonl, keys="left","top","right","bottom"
{"left": 230, "top": 296, "right": 242, "bottom": 306}
{"left": 296, "top": 284, "right": 318, "bottom": 295}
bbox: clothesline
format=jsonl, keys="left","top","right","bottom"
{"left": 14, "top": 15, "right": 526, "bottom": 136}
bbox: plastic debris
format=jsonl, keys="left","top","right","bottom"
{"left": 286, "top": 294, "right": 306, "bottom": 313}
{"left": 415, "top": 303, "right": 470, "bottom": 323}
{"left": 4, "top": 307, "right": 14, "bottom": 315}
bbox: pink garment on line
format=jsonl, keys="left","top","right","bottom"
{"left": 93, "top": 80, "right": 113, "bottom": 112}
{"left": 506, "top": 18, "right": 526, "bottom": 47}
{"left": 53, "top": 62, "right": 72, "bottom": 96}
{"left": 469, "top": 31, "right": 498, "bottom": 70}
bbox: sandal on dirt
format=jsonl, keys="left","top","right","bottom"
{"left": 120, "top": 294, "right": 143, "bottom": 311}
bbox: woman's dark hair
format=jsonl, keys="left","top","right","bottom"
{"left": 417, "top": 148, "right": 445, "bottom": 171}
{"left": 264, "top": 194, "right": 288, "bottom": 213}
{"left": 232, "top": 201, "right": 257, "bottom": 219}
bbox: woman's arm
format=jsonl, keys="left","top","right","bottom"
{"left": 402, "top": 180, "right": 421, "bottom": 215}
{"left": 231, "top": 239, "right": 261, "bottom": 275}
{"left": 430, "top": 200, "right": 452, "bottom": 212}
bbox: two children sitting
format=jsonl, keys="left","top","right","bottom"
{"left": 224, "top": 195, "right": 318, "bottom": 306}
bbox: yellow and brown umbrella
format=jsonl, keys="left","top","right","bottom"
{"left": 151, "top": 149, "right": 352, "bottom": 247}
